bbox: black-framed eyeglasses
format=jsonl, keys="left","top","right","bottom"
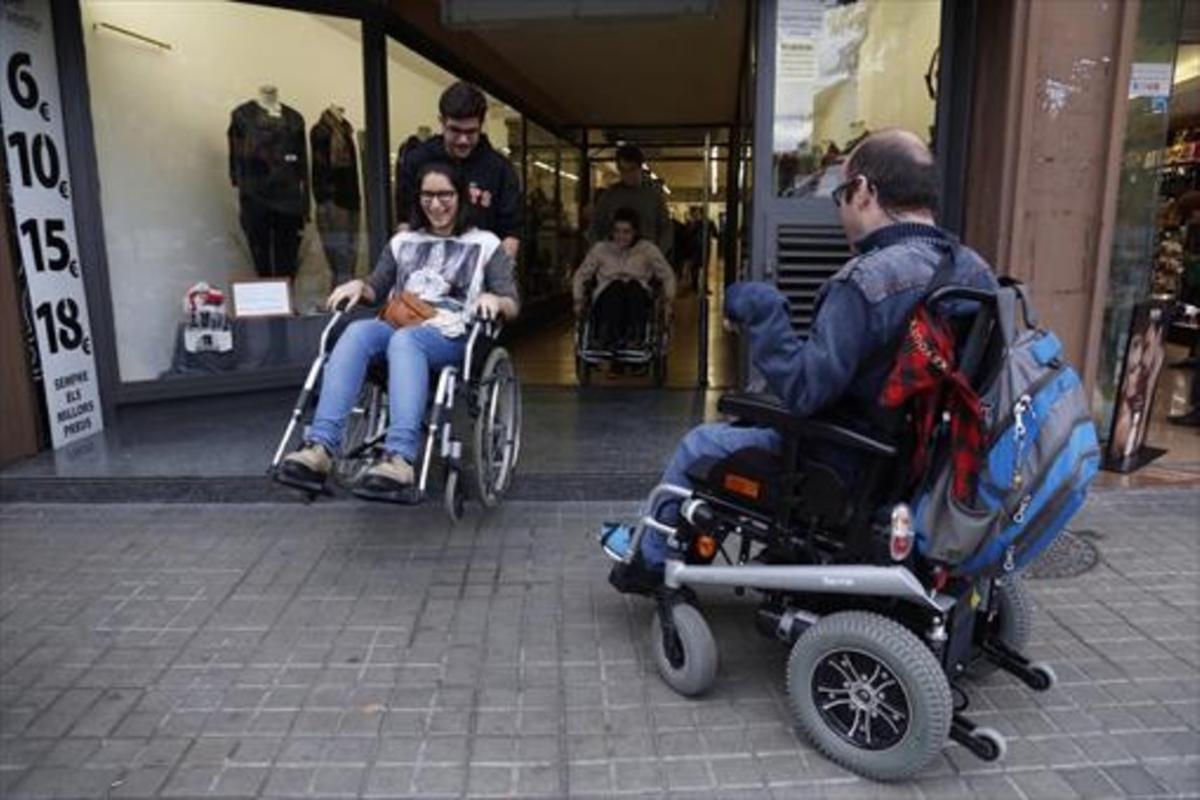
{"left": 831, "top": 175, "right": 863, "bottom": 208}
{"left": 419, "top": 190, "right": 457, "bottom": 205}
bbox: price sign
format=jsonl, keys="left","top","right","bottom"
{"left": 1, "top": 0, "right": 103, "bottom": 446}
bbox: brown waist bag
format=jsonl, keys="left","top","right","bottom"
{"left": 379, "top": 291, "right": 436, "bottom": 328}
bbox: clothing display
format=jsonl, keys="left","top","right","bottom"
{"left": 228, "top": 99, "right": 309, "bottom": 277}
{"left": 310, "top": 108, "right": 361, "bottom": 286}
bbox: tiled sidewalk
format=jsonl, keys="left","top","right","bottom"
{"left": 0, "top": 490, "right": 1197, "bottom": 799}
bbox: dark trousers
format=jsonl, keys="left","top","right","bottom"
{"left": 593, "top": 280, "right": 650, "bottom": 346}
{"left": 239, "top": 195, "right": 303, "bottom": 278}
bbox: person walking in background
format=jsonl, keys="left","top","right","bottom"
{"left": 587, "top": 145, "right": 673, "bottom": 261}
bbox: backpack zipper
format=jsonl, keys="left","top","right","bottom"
{"left": 986, "top": 364, "right": 1064, "bottom": 450}
{"left": 1011, "top": 394, "right": 1033, "bottom": 490}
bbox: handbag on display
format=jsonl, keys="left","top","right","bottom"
{"left": 379, "top": 290, "right": 436, "bottom": 328}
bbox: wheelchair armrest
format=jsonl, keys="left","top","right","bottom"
{"left": 717, "top": 393, "right": 897, "bottom": 459}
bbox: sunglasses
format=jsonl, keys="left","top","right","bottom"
{"left": 831, "top": 175, "right": 868, "bottom": 208}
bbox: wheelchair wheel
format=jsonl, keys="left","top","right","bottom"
{"left": 787, "top": 611, "right": 952, "bottom": 782}
{"left": 334, "top": 383, "right": 385, "bottom": 487}
{"left": 473, "top": 346, "right": 521, "bottom": 507}
{"left": 443, "top": 468, "right": 465, "bottom": 522}
{"left": 650, "top": 603, "right": 718, "bottom": 697}
{"left": 968, "top": 575, "right": 1034, "bottom": 679}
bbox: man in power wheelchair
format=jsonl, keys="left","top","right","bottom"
{"left": 599, "top": 131, "right": 1065, "bottom": 781}
{"left": 271, "top": 161, "right": 521, "bottom": 519}
{"left": 573, "top": 207, "right": 676, "bottom": 385}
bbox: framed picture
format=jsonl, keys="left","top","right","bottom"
{"left": 231, "top": 279, "right": 293, "bottom": 318}
{"left": 1104, "top": 300, "right": 1170, "bottom": 472}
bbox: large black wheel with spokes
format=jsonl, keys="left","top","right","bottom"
{"left": 787, "top": 611, "right": 951, "bottom": 782}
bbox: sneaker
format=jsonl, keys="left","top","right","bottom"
{"left": 281, "top": 442, "right": 332, "bottom": 478}
{"left": 361, "top": 452, "right": 414, "bottom": 487}
{"left": 600, "top": 522, "right": 636, "bottom": 561}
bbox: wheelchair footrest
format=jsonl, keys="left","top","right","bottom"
{"left": 980, "top": 639, "right": 1057, "bottom": 692}
{"left": 271, "top": 466, "right": 329, "bottom": 497}
{"left": 950, "top": 714, "right": 1007, "bottom": 762}
{"left": 351, "top": 483, "right": 422, "bottom": 505}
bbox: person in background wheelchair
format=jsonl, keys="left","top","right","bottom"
{"left": 279, "top": 161, "right": 518, "bottom": 494}
{"left": 601, "top": 129, "right": 997, "bottom": 590}
{"left": 572, "top": 206, "right": 676, "bottom": 350}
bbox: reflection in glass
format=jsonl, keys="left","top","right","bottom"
{"left": 772, "top": 0, "right": 940, "bottom": 197}
{"left": 83, "top": 1, "right": 366, "bottom": 382}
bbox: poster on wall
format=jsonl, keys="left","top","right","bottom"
{"left": 1103, "top": 300, "right": 1170, "bottom": 473}
{"left": 1, "top": 0, "right": 104, "bottom": 447}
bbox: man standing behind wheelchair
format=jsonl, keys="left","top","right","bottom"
{"left": 279, "top": 161, "right": 519, "bottom": 494}
{"left": 572, "top": 206, "right": 676, "bottom": 349}
{"left": 601, "top": 129, "right": 997, "bottom": 591}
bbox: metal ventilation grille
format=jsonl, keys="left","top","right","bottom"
{"left": 775, "top": 224, "right": 852, "bottom": 335}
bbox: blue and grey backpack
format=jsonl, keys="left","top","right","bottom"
{"left": 914, "top": 283, "right": 1101, "bottom": 577}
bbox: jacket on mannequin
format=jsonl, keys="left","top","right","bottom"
{"left": 227, "top": 99, "right": 309, "bottom": 218}
{"left": 310, "top": 107, "right": 361, "bottom": 211}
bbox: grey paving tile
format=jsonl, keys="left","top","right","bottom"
{"left": 2, "top": 492, "right": 1199, "bottom": 800}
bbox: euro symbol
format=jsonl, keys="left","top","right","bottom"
{"left": 58, "top": 181, "right": 69, "bottom": 199}
{"left": 82, "top": 338, "right": 91, "bottom": 355}
{"left": 69, "top": 260, "right": 79, "bottom": 278}
{"left": 38, "top": 102, "right": 50, "bottom": 122}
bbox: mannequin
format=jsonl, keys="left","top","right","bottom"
{"left": 256, "top": 84, "right": 283, "bottom": 117}
{"left": 228, "top": 86, "right": 308, "bottom": 279}
{"left": 311, "top": 103, "right": 361, "bottom": 287}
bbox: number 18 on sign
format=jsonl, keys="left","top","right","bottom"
{"left": 1, "top": 0, "right": 103, "bottom": 446}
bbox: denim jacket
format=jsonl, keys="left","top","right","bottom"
{"left": 725, "top": 223, "right": 997, "bottom": 421}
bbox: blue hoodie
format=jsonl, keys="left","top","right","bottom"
{"left": 725, "top": 223, "right": 997, "bottom": 424}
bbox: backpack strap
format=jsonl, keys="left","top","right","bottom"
{"left": 998, "top": 276, "right": 1039, "bottom": 329}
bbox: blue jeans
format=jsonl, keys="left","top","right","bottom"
{"left": 308, "top": 320, "right": 466, "bottom": 462}
{"left": 638, "top": 422, "right": 781, "bottom": 566}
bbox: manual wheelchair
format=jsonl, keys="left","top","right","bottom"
{"left": 575, "top": 279, "right": 670, "bottom": 387}
{"left": 617, "top": 285, "right": 1056, "bottom": 782}
{"left": 269, "top": 309, "right": 522, "bottom": 522}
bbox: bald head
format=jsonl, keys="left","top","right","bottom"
{"left": 845, "top": 128, "right": 940, "bottom": 216}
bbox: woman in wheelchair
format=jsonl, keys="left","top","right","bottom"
{"left": 572, "top": 206, "right": 676, "bottom": 349}
{"left": 279, "top": 161, "right": 518, "bottom": 494}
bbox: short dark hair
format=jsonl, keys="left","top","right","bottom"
{"left": 439, "top": 81, "right": 487, "bottom": 123}
{"left": 615, "top": 144, "right": 644, "bottom": 166}
{"left": 845, "top": 132, "right": 940, "bottom": 216}
{"left": 611, "top": 206, "right": 642, "bottom": 241}
{"left": 409, "top": 161, "right": 471, "bottom": 235}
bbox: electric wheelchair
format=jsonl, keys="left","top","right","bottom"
{"left": 575, "top": 279, "right": 670, "bottom": 387}
{"left": 269, "top": 308, "right": 522, "bottom": 522}
{"left": 617, "top": 284, "right": 1056, "bottom": 782}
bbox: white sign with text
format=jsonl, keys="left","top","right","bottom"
{"left": 1, "top": 0, "right": 104, "bottom": 446}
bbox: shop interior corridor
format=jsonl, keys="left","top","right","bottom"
{"left": 507, "top": 252, "right": 739, "bottom": 390}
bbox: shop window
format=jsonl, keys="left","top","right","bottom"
{"left": 1095, "top": 0, "right": 1185, "bottom": 431}
{"left": 82, "top": 1, "right": 366, "bottom": 383}
{"left": 772, "top": 0, "right": 941, "bottom": 198}
{"left": 518, "top": 122, "right": 574, "bottom": 308}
